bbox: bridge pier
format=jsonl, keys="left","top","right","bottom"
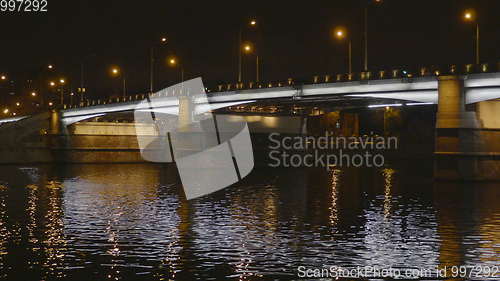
{"left": 49, "top": 110, "right": 64, "bottom": 135}
{"left": 435, "top": 75, "right": 499, "bottom": 180}
{"left": 340, "top": 112, "right": 359, "bottom": 136}
{"left": 178, "top": 95, "right": 194, "bottom": 132}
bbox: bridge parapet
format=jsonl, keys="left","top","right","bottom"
{"left": 28, "top": 62, "right": 500, "bottom": 113}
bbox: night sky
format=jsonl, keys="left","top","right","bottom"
{"left": 1, "top": 0, "right": 499, "bottom": 100}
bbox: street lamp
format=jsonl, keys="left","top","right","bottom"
{"left": 110, "top": 66, "right": 126, "bottom": 98}
{"left": 58, "top": 78, "right": 66, "bottom": 105}
{"left": 111, "top": 67, "right": 119, "bottom": 76}
{"left": 463, "top": 9, "right": 480, "bottom": 64}
{"left": 79, "top": 53, "right": 96, "bottom": 103}
{"left": 167, "top": 56, "right": 184, "bottom": 83}
{"left": 31, "top": 91, "right": 37, "bottom": 97}
{"left": 334, "top": 26, "right": 352, "bottom": 74}
{"left": 49, "top": 79, "right": 65, "bottom": 105}
{"left": 47, "top": 64, "right": 54, "bottom": 70}
{"left": 238, "top": 19, "right": 258, "bottom": 82}
{"left": 150, "top": 36, "right": 168, "bottom": 93}
{"left": 242, "top": 42, "right": 260, "bottom": 82}
{"left": 1, "top": 75, "right": 6, "bottom": 80}
{"left": 243, "top": 43, "right": 252, "bottom": 53}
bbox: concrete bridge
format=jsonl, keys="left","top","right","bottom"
{"left": 41, "top": 72, "right": 500, "bottom": 125}
{"left": 0, "top": 72, "right": 499, "bottom": 180}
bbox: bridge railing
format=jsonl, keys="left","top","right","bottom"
{"left": 58, "top": 62, "right": 500, "bottom": 111}
{"left": 209, "top": 61, "right": 500, "bottom": 92}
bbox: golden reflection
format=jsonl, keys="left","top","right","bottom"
{"left": 106, "top": 217, "right": 121, "bottom": 280}
{"left": 262, "top": 116, "right": 279, "bottom": 128}
{"left": 262, "top": 193, "right": 278, "bottom": 231}
{"left": 475, "top": 183, "right": 500, "bottom": 263}
{"left": 66, "top": 164, "right": 160, "bottom": 207}
{"left": 329, "top": 169, "right": 341, "bottom": 228}
{"left": 382, "top": 168, "right": 395, "bottom": 218}
{"left": 0, "top": 185, "right": 7, "bottom": 277}
{"left": 42, "top": 180, "right": 67, "bottom": 279}
{"left": 244, "top": 116, "right": 263, "bottom": 123}
{"left": 477, "top": 220, "right": 500, "bottom": 263}
{"left": 434, "top": 182, "right": 465, "bottom": 275}
{"left": 26, "top": 184, "right": 39, "bottom": 245}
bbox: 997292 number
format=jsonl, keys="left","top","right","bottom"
{"left": 0, "top": 0, "right": 47, "bottom": 12}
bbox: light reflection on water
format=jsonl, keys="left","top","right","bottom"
{"left": 0, "top": 163, "right": 497, "bottom": 280}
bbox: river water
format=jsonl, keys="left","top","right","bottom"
{"left": 0, "top": 162, "right": 498, "bottom": 280}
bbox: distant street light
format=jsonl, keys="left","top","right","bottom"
{"left": 49, "top": 81, "right": 56, "bottom": 87}
{"left": 3, "top": 108, "right": 9, "bottom": 115}
{"left": 1, "top": 75, "right": 6, "bottom": 80}
{"left": 242, "top": 42, "right": 260, "bottom": 82}
{"left": 110, "top": 66, "right": 126, "bottom": 98}
{"left": 238, "top": 19, "right": 258, "bottom": 82}
{"left": 243, "top": 43, "right": 252, "bottom": 53}
{"left": 80, "top": 53, "right": 96, "bottom": 103}
{"left": 58, "top": 78, "right": 66, "bottom": 105}
{"left": 334, "top": 26, "right": 352, "bottom": 74}
{"left": 463, "top": 9, "right": 480, "bottom": 64}
{"left": 167, "top": 56, "right": 184, "bottom": 82}
{"left": 150, "top": 36, "right": 168, "bottom": 93}
{"left": 47, "top": 64, "right": 54, "bottom": 70}
{"left": 31, "top": 91, "right": 37, "bottom": 97}
{"left": 16, "top": 102, "right": 20, "bottom": 107}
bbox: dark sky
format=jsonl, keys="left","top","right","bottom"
{"left": 1, "top": 0, "right": 499, "bottom": 99}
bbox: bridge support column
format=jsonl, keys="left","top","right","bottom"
{"left": 340, "top": 112, "right": 359, "bottom": 136}
{"left": 178, "top": 96, "right": 193, "bottom": 132}
{"left": 434, "top": 75, "right": 492, "bottom": 180}
{"left": 49, "top": 110, "right": 63, "bottom": 135}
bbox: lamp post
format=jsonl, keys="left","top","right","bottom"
{"left": 110, "top": 67, "right": 126, "bottom": 98}
{"left": 60, "top": 79, "right": 65, "bottom": 105}
{"left": 463, "top": 9, "right": 480, "bottom": 65}
{"left": 242, "top": 42, "right": 260, "bottom": 82}
{"left": 49, "top": 79, "right": 65, "bottom": 106}
{"left": 150, "top": 37, "right": 168, "bottom": 93}
{"left": 238, "top": 19, "right": 257, "bottom": 82}
{"left": 334, "top": 27, "right": 352, "bottom": 74}
{"left": 168, "top": 56, "right": 184, "bottom": 83}
{"left": 80, "top": 53, "right": 96, "bottom": 102}
{"left": 49, "top": 81, "right": 56, "bottom": 107}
